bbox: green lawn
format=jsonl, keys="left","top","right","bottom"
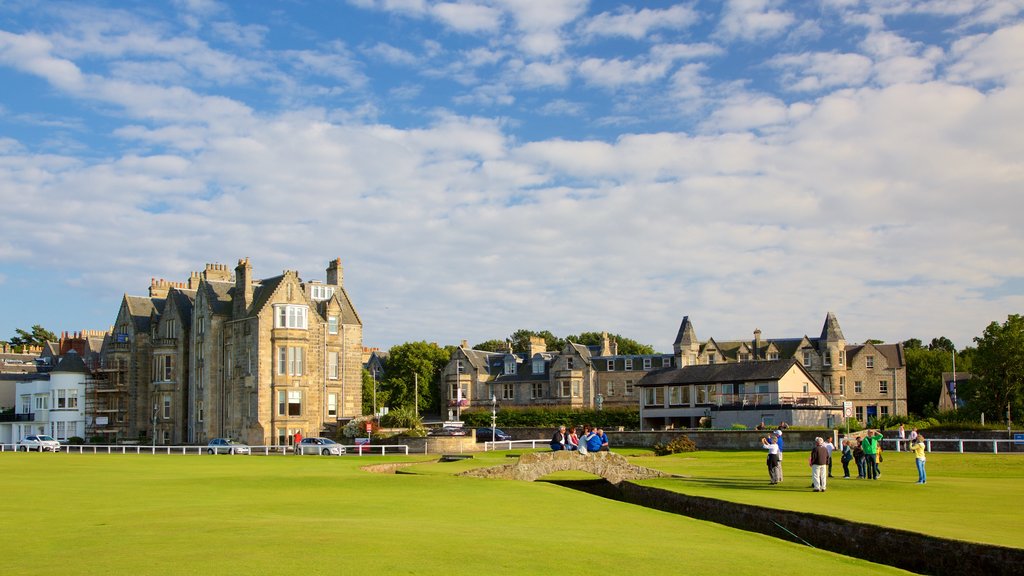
{"left": 624, "top": 449, "right": 1024, "bottom": 549}
{"left": 1, "top": 451, "right": 911, "bottom": 576}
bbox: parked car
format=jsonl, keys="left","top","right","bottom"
{"left": 19, "top": 434, "right": 61, "bottom": 452}
{"left": 295, "top": 437, "right": 346, "bottom": 456}
{"left": 475, "top": 428, "right": 512, "bottom": 442}
{"left": 207, "top": 438, "right": 250, "bottom": 455}
{"left": 429, "top": 426, "right": 467, "bottom": 437}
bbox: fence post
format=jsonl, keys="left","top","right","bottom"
{"left": 993, "top": 440, "right": 998, "bottom": 454}
{"left": 958, "top": 440, "right": 964, "bottom": 453}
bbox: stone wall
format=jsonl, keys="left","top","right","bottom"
{"left": 613, "top": 482, "right": 1024, "bottom": 576}
{"left": 460, "top": 451, "right": 669, "bottom": 484}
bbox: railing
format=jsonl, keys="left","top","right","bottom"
{"left": 0, "top": 444, "right": 410, "bottom": 456}
{"left": 0, "top": 413, "right": 35, "bottom": 422}
{"left": 882, "top": 438, "right": 1023, "bottom": 454}
{"left": 482, "top": 439, "right": 549, "bottom": 452}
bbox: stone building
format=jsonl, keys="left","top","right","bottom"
{"left": 441, "top": 333, "right": 674, "bottom": 412}
{"left": 670, "top": 313, "right": 907, "bottom": 423}
{"left": 101, "top": 258, "right": 363, "bottom": 446}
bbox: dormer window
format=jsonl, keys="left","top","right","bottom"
{"left": 274, "top": 304, "right": 308, "bottom": 329}
{"left": 532, "top": 356, "right": 544, "bottom": 374}
{"left": 310, "top": 285, "right": 335, "bottom": 301}
{"left": 504, "top": 356, "right": 516, "bottom": 375}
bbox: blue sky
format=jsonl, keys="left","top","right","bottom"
{"left": 1, "top": 0, "right": 1022, "bottom": 352}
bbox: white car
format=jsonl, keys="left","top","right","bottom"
{"left": 19, "top": 434, "right": 61, "bottom": 452}
{"left": 207, "top": 438, "right": 250, "bottom": 455}
{"left": 295, "top": 437, "right": 346, "bottom": 456}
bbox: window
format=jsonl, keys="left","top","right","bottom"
{"left": 606, "top": 360, "right": 615, "bottom": 371}
{"left": 643, "top": 387, "right": 664, "bottom": 407}
{"left": 803, "top": 350, "right": 812, "bottom": 367}
{"left": 572, "top": 380, "right": 580, "bottom": 397}
{"left": 840, "top": 376, "right": 846, "bottom": 395}
{"left": 662, "top": 357, "right": 672, "bottom": 367}
{"left": 328, "top": 315, "right": 339, "bottom": 334}
{"left": 823, "top": 376, "right": 832, "bottom": 393}
{"left": 154, "top": 355, "right": 173, "bottom": 382}
{"left": 668, "top": 386, "right": 687, "bottom": 406}
{"left": 501, "top": 383, "right": 514, "bottom": 401}
{"left": 328, "top": 351, "right": 339, "bottom": 380}
{"left": 707, "top": 353, "right": 716, "bottom": 365}
{"left": 162, "top": 430, "right": 170, "bottom": 445}
{"left": 21, "top": 394, "right": 31, "bottom": 413}
{"left": 566, "top": 357, "right": 575, "bottom": 370}
{"left": 531, "top": 382, "right": 544, "bottom": 399}
{"left": 854, "top": 381, "right": 863, "bottom": 394}
{"left": 606, "top": 382, "right": 614, "bottom": 396}
{"left": 532, "top": 357, "right": 544, "bottom": 374}
{"left": 197, "top": 315, "right": 205, "bottom": 336}
{"left": 164, "top": 318, "right": 177, "bottom": 339}
{"left": 855, "top": 406, "right": 864, "bottom": 422}
{"left": 880, "top": 405, "right": 889, "bottom": 417}
{"left": 274, "top": 304, "right": 308, "bottom": 329}
{"left": 739, "top": 353, "right": 750, "bottom": 362}
{"left": 768, "top": 352, "right": 779, "bottom": 360}
{"left": 198, "top": 400, "right": 204, "bottom": 422}
{"left": 560, "top": 381, "right": 572, "bottom": 398}
{"left": 56, "top": 389, "right": 68, "bottom": 409}
{"left": 35, "top": 396, "right": 48, "bottom": 410}
{"left": 278, "top": 391, "right": 287, "bottom": 415}
{"left": 625, "top": 358, "right": 634, "bottom": 371}
{"left": 625, "top": 381, "right": 634, "bottom": 396}
{"left": 310, "top": 285, "right": 335, "bottom": 301}
{"left": 274, "top": 344, "right": 301, "bottom": 377}
{"left": 163, "top": 395, "right": 172, "bottom": 419}
{"left": 504, "top": 356, "right": 516, "bottom": 375}
{"left": 866, "top": 355, "right": 875, "bottom": 369}
{"left": 838, "top": 350, "right": 845, "bottom": 366}
{"left": 695, "top": 385, "right": 712, "bottom": 404}
{"left": 879, "top": 380, "right": 888, "bottom": 394}
{"left": 328, "top": 393, "right": 338, "bottom": 417}
{"left": 456, "top": 359, "right": 464, "bottom": 374}
{"left": 225, "top": 345, "right": 233, "bottom": 378}
{"left": 824, "top": 350, "right": 832, "bottom": 366}
{"left": 288, "top": 390, "right": 302, "bottom": 416}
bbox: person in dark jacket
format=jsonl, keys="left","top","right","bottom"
{"left": 809, "top": 437, "right": 830, "bottom": 492}
{"left": 550, "top": 425, "right": 566, "bottom": 451}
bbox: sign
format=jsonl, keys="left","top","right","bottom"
{"left": 355, "top": 437, "right": 370, "bottom": 445}
{"left": 96, "top": 416, "right": 109, "bottom": 426}
{"left": 1014, "top": 433, "right": 1024, "bottom": 446}
{"left": 365, "top": 421, "right": 373, "bottom": 433}
{"left": 843, "top": 401, "right": 854, "bottom": 418}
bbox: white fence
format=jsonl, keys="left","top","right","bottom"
{"left": 882, "top": 438, "right": 1023, "bottom": 454}
{"left": 0, "top": 443, "right": 409, "bottom": 456}
{"left": 482, "top": 439, "right": 549, "bottom": 452}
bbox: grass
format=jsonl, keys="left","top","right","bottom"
{"left": 0, "top": 451, "right": 912, "bottom": 576}
{"left": 625, "top": 449, "right": 1024, "bottom": 549}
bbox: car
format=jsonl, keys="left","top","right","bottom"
{"left": 19, "top": 434, "right": 61, "bottom": 452}
{"left": 475, "top": 427, "right": 512, "bottom": 442}
{"left": 207, "top": 438, "right": 250, "bottom": 455}
{"left": 295, "top": 437, "right": 346, "bottom": 456}
{"left": 429, "top": 426, "right": 467, "bottom": 437}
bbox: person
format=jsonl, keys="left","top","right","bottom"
{"left": 910, "top": 433, "right": 927, "bottom": 484}
{"left": 756, "top": 421, "right": 766, "bottom": 431}
{"left": 774, "top": 429, "right": 785, "bottom": 483}
{"left": 779, "top": 421, "right": 789, "bottom": 430}
{"left": 586, "top": 426, "right": 603, "bottom": 452}
{"left": 860, "top": 429, "right": 884, "bottom": 480}
{"left": 823, "top": 436, "right": 835, "bottom": 477}
{"left": 853, "top": 441, "right": 866, "bottom": 479}
{"left": 761, "top": 435, "right": 781, "bottom": 484}
{"left": 597, "top": 427, "right": 610, "bottom": 451}
{"left": 566, "top": 426, "right": 579, "bottom": 451}
{"left": 840, "top": 439, "right": 854, "bottom": 478}
{"left": 898, "top": 424, "right": 907, "bottom": 449}
{"left": 809, "top": 437, "right": 830, "bottom": 492}
{"left": 550, "top": 425, "right": 566, "bottom": 451}
{"left": 909, "top": 427, "right": 919, "bottom": 443}
{"left": 294, "top": 430, "right": 303, "bottom": 445}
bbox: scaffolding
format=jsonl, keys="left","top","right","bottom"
{"left": 85, "top": 362, "right": 129, "bottom": 440}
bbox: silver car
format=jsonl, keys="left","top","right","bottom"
{"left": 19, "top": 434, "right": 61, "bottom": 452}
{"left": 295, "top": 437, "right": 346, "bottom": 456}
{"left": 207, "top": 438, "right": 250, "bottom": 455}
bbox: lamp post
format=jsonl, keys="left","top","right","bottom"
{"left": 490, "top": 395, "right": 497, "bottom": 443}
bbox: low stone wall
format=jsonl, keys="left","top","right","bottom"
{"left": 460, "top": 451, "right": 669, "bottom": 485}
{"left": 612, "top": 482, "right": 1024, "bottom": 576}
{"left": 390, "top": 435, "right": 481, "bottom": 454}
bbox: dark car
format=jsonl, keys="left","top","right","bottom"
{"left": 475, "top": 428, "right": 512, "bottom": 442}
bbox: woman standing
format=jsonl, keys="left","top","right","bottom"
{"left": 840, "top": 440, "right": 854, "bottom": 479}
{"left": 910, "top": 433, "right": 927, "bottom": 484}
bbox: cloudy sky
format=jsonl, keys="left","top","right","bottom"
{"left": 1, "top": 0, "right": 1022, "bottom": 353}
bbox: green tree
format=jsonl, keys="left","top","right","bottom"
{"left": 379, "top": 341, "right": 451, "bottom": 415}
{"left": 564, "top": 331, "right": 657, "bottom": 355}
{"left": 961, "top": 314, "right": 1024, "bottom": 422}
{"left": 472, "top": 339, "right": 508, "bottom": 352}
{"left": 362, "top": 368, "right": 391, "bottom": 416}
{"left": 929, "top": 336, "right": 956, "bottom": 353}
{"left": 507, "top": 329, "right": 564, "bottom": 353}
{"left": 9, "top": 325, "right": 57, "bottom": 350}
{"left": 903, "top": 338, "right": 923, "bottom": 350}
{"left": 904, "top": 345, "right": 950, "bottom": 415}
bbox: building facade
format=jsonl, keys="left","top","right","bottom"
{"left": 100, "top": 258, "right": 363, "bottom": 446}
{"left": 670, "top": 313, "right": 907, "bottom": 423}
{"left": 0, "top": 352, "right": 89, "bottom": 443}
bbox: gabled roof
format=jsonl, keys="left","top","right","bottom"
{"left": 566, "top": 342, "right": 593, "bottom": 365}
{"left": 51, "top": 351, "right": 90, "bottom": 375}
{"left": 248, "top": 274, "right": 286, "bottom": 318}
{"left": 124, "top": 295, "right": 164, "bottom": 333}
{"left": 637, "top": 358, "right": 816, "bottom": 387}
{"left": 846, "top": 342, "right": 905, "bottom": 368}
{"left": 166, "top": 289, "right": 196, "bottom": 329}
{"left": 199, "top": 280, "right": 233, "bottom": 315}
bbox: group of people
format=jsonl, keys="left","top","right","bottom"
{"left": 551, "top": 425, "right": 609, "bottom": 453}
{"left": 760, "top": 426, "right": 929, "bottom": 490}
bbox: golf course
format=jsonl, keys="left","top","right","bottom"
{"left": 3, "top": 448, "right": 1020, "bottom": 575}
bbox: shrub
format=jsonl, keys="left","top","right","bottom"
{"left": 729, "top": 423, "right": 747, "bottom": 430}
{"left": 459, "top": 406, "right": 639, "bottom": 429}
{"left": 66, "top": 436, "right": 85, "bottom": 445}
{"left": 652, "top": 435, "right": 697, "bottom": 456}
{"left": 380, "top": 406, "right": 422, "bottom": 429}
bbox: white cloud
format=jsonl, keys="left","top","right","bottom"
{"left": 716, "top": 0, "right": 796, "bottom": 42}
{"left": 771, "top": 52, "right": 874, "bottom": 91}
{"left": 363, "top": 42, "right": 421, "bottom": 66}
{"left": 432, "top": 2, "right": 502, "bottom": 33}
{"left": 581, "top": 5, "right": 701, "bottom": 40}
{"left": 946, "top": 23, "right": 1024, "bottom": 84}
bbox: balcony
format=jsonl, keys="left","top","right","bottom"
{"left": 0, "top": 412, "right": 35, "bottom": 422}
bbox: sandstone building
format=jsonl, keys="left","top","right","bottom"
{"left": 101, "top": 258, "right": 362, "bottom": 446}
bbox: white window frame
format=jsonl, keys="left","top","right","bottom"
{"left": 531, "top": 382, "right": 544, "bottom": 399}
{"left": 866, "top": 355, "right": 875, "bottom": 369}
{"left": 274, "top": 304, "right": 308, "bottom": 329}
{"left": 803, "top": 350, "right": 812, "bottom": 367}
{"left": 501, "top": 383, "right": 514, "bottom": 401}
{"left": 643, "top": 357, "right": 652, "bottom": 370}
{"left": 328, "top": 315, "right": 339, "bottom": 335}
{"left": 606, "top": 360, "right": 615, "bottom": 371}
{"left": 327, "top": 393, "right": 338, "bottom": 417}
{"left": 879, "top": 380, "right": 888, "bottom": 394}
{"left": 625, "top": 358, "right": 634, "bottom": 371}
{"left": 328, "top": 351, "right": 339, "bottom": 380}
{"left": 163, "top": 395, "right": 172, "bottom": 419}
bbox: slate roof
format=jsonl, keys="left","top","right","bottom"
{"left": 125, "top": 295, "right": 164, "bottom": 333}
{"left": 846, "top": 343, "right": 905, "bottom": 368}
{"left": 637, "top": 358, "right": 811, "bottom": 387}
{"left": 51, "top": 351, "right": 91, "bottom": 375}
{"left": 167, "top": 289, "right": 196, "bottom": 329}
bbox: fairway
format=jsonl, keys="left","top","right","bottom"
{"left": 1, "top": 452, "right": 912, "bottom": 576}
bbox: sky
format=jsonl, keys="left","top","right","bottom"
{"left": 1, "top": 0, "right": 1022, "bottom": 354}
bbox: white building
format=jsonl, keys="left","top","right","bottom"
{"left": 0, "top": 352, "right": 88, "bottom": 443}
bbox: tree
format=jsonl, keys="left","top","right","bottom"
{"left": 8, "top": 325, "right": 57, "bottom": 350}
{"left": 507, "top": 329, "right": 564, "bottom": 353}
{"left": 378, "top": 341, "right": 451, "bottom": 415}
{"left": 904, "top": 346, "right": 950, "bottom": 415}
{"left": 564, "top": 331, "right": 657, "bottom": 355}
{"left": 902, "top": 338, "right": 923, "bottom": 350}
{"left": 928, "top": 336, "right": 956, "bottom": 353}
{"left": 962, "top": 315, "right": 1024, "bottom": 422}
{"left": 865, "top": 338, "right": 885, "bottom": 345}
{"left": 472, "top": 339, "right": 508, "bottom": 352}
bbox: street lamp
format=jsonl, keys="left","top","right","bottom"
{"left": 490, "top": 395, "right": 497, "bottom": 443}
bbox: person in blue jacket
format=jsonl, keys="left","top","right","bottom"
{"left": 586, "top": 426, "right": 603, "bottom": 452}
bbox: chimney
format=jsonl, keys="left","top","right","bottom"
{"left": 754, "top": 329, "right": 762, "bottom": 358}
{"left": 234, "top": 257, "right": 253, "bottom": 316}
{"left": 149, "top": 278, "right": 171, "bottom": 298}
{"left": 461, "top": 339, "right": 468, "bottom": 349}
{"left": 327, "top": 258, "right": 343, "bottom": 286}
{"left": 600, "top": 332, "right": 612, "bottom": 356}
{"left": 528, "top": 335, "right": 546, "bottom": 356}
